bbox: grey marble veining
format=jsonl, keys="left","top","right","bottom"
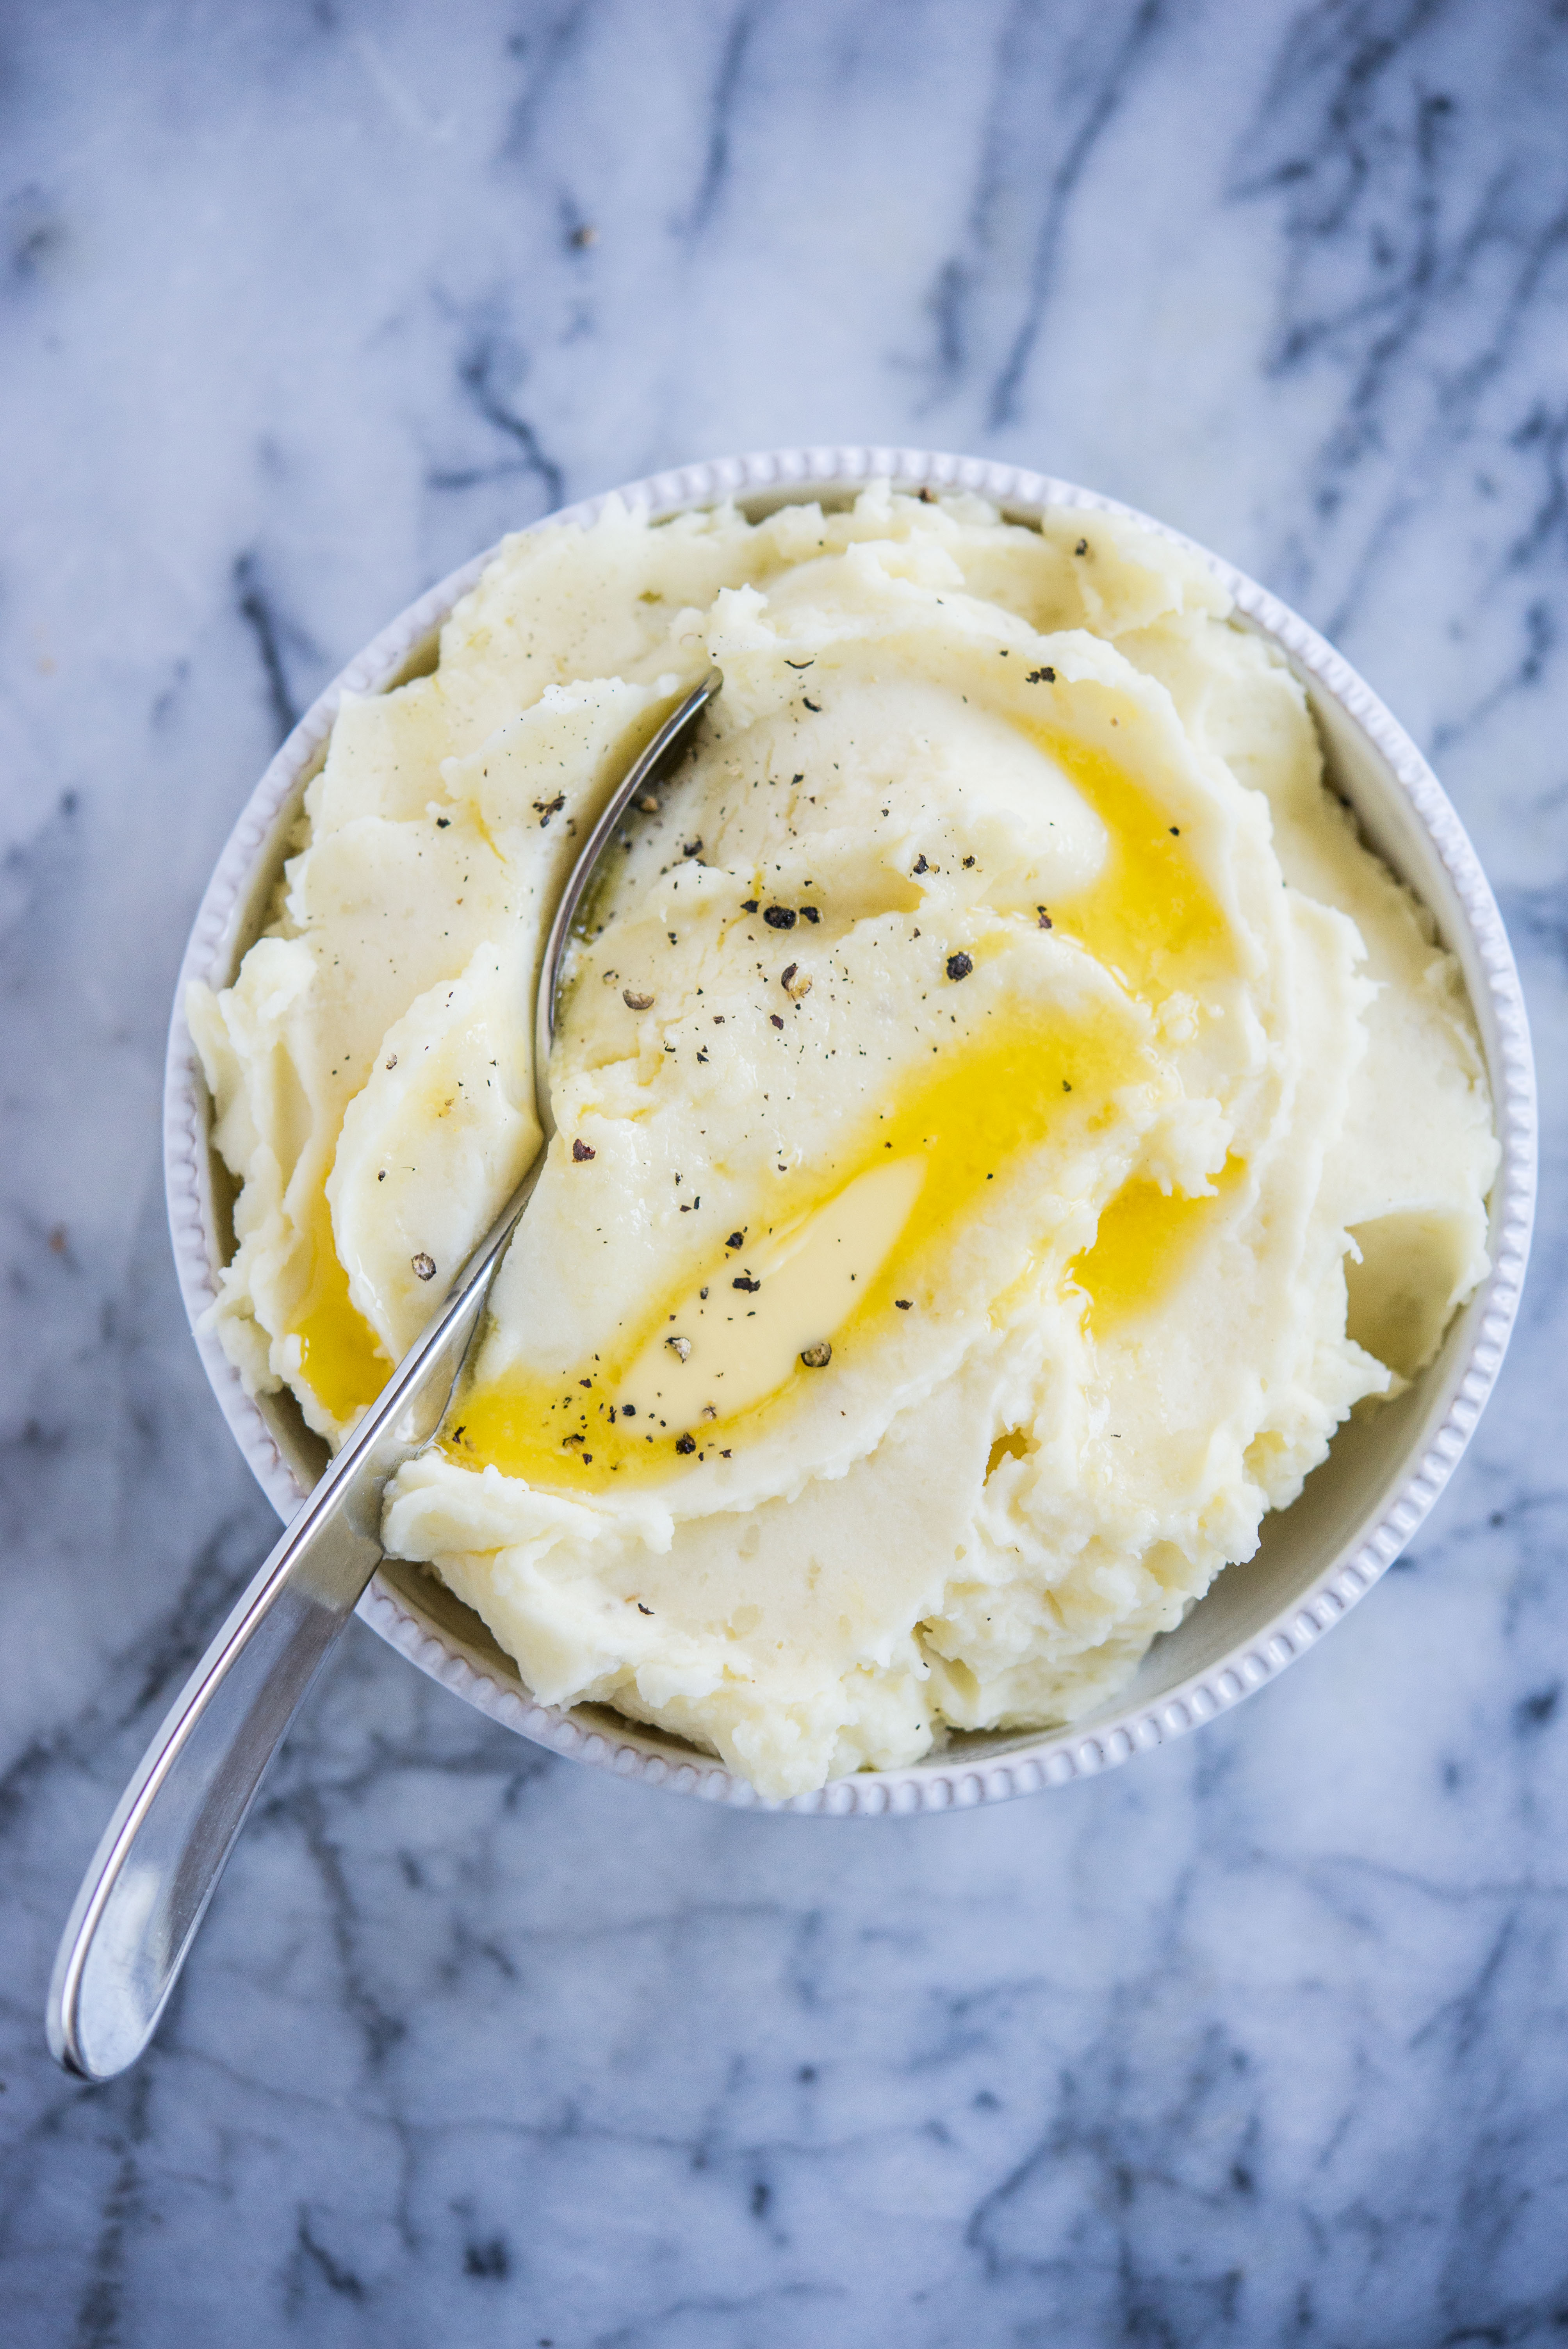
{"left": 2, "top": 2, "right": 1565, "bottom": 2342}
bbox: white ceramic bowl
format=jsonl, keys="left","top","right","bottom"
{"left": 165, "top": 446, "right": 1536, "bottom": 1816}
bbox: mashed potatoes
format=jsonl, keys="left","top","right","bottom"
{"left": 190, "top": 487, "right": 1498, "bottom": 1798}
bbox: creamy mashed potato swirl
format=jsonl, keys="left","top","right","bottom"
{"left": 191, "top": 488, "right": 1498, "bottom": 1798}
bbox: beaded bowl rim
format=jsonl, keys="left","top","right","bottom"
{"left": 163, "top": 444, "right": 1537, "bottom": 1818}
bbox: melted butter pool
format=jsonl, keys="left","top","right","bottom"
{"left": 290, "top": 1191, "right": 392, "bottom": 1424}
{"left": 1024, "top": 719, "right": 1230, "bottom": 1000}
{"left": 445, "top": 998, "right": 1149, "bottom": 1490}
{"left": 1072, "top": 1154, "right": 1247, "bottom": 1332}
{"left": 617, "top": 1153, "right": 928, "bottom": 1424}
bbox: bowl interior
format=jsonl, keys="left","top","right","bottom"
{"left": 180, "top": 471, "right": 1527, "bottom": 1791}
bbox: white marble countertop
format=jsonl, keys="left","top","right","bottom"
{"left": 3, "top": 3, "right": 1565, "bottom": 2342}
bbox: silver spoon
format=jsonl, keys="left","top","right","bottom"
{"left": 48, "top": 667, "right": 723, "bottom": 2082}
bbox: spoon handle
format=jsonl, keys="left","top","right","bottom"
{"left": 49, "top": 668, "right": 722, "bottom": 2083}
{"left": 46, "top": 1183, "right": 528, "bottom": 2084}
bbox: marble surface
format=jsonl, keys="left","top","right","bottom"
{"left": 2, "top": 0, "right": 1565, "bottom": 2340}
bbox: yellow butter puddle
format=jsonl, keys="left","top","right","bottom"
{"left": 444, "top": 1000, "right": 1150, "bottom": 1490}
{"left": 1022, "top": 720, "right": 1230, "bottom": 1000}
{"left": 289, "top": 1044, "right": 510, "bottom": 1426}
{"left": 615, "top": 1152, "right": 927, "bottom": 1424}
{"left": 291, "top": 1192, "right": 392, "bottom": 1424}
{"left": 1072, "top": 1154, "right": 1247, "bottom": 1333}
